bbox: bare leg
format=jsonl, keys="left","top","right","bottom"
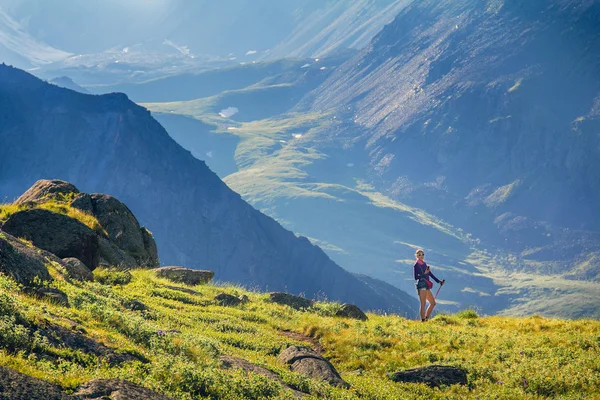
{"left": 425, "top": 289, "right": 437, "bottom": 319}
{"left": 418, "top": 289, "right": 428, "bottom": 320}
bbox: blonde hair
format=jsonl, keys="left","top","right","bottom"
{"left": 415, "top": 249, "right": 425, "bottom": 257}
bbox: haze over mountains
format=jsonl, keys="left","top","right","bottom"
{"left": 0, "top": 0, "right": 411, "bottom": 83}
{"left": 0, "top": 64, "right": 416, "bottom": 315}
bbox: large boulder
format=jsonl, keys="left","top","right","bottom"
{"left": 269, "top": 292, "right": 314, "bottom": 310}
{"left": 277, "top": 346, "right": 349, "bottom": 388}
{"left": 62, "top": 257, "right": 94, "bottom": 282}
{"left": 0, "top": 366, "right": 74, "bottom": 400}
{"left": 154, "top": 266, "right": 214, "bottom": 285}
{"left": 97, "top": 237, "right": 137, "bottom": 270}
{"left": 35, "top": 288, "right": 69, "bottom": 307}
{"left": 73, "top": 194, "right": 159, "bottom": 268}
{"left": 335, "top": 304, "right": 368, "bottom": 321}
{"left": 388, "top": 365, "right": 468, "bottom": 387}
{"left": 2, "top": 209, "right": 100, "bottom": 270}
{"left": 14, "top": 179, "right": 79, "bottom": 205}
{"left": 0, "top": 231, "right": 53, "bottom": 285}
{"left": 74, "top": 379, "right": 174, "bottom": 400}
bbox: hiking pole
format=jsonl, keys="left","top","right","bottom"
{"left": 435, "top": 280, "right": 445, "bottom": 299}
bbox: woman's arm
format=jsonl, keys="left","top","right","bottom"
{"left": 428, "top": 269, "right": 441, "bottom": 284}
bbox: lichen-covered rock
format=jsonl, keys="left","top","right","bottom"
{"left": 74, "top": 379, "right": 173, "bottom": 399}
{"left": 79, "top": 194, "right": 160, "bottom": 268}
{"left": 269, "top": 292, "right": 313, "bottom": 310}
{"left": 62, "top": 257, "right": 94, "bottom": 282}
{"left": 277, "top": 346, "right": 349, "bottom": 388}
{"left": 35, "top": 288, "right": 69, "bottom": 307}
{"left": 0, "top": 366, "right": 74, "bottom": 400}
{"left": 0, "top": 231, "right": 53, "bottom": 285}
{"left": 14, "top": 179, "right": 79, "bottom": 205}
{"left": 2, "top": 209, "right": 100, "bottom": 270}
{"left": 215, "top": 293, "right": 241, "bottom": 306}
{"left": 335, "top": 303, "right": 368, "bottom": 321}
{"left": 388, "top": 365, "right": 468, "bottom": 387}
{"left": 154, "top": 266, "right": 214, "bottom": 285}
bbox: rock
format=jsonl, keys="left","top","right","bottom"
{"left": 154, "top": 266, "right": 214, "bottom": 285}
{"left": 125, "top": 300, "right": 148, "bottom": 311}
{"left": 0, "top": 366, "right": 74, "bottom": 399}
{"left": 97, "top": 236, "right": 137, "bottom": 270}
{"left": 141, "top": 227, "right": 159, "bottom": 268}
{"left": 79, "top": 194, "right": 160, "bottom": 268}
{"left": 2, "top": 209, "right": 100, "bottom": 270}
{"left": 14, "top": 179, "right": 79, "bottom": 205}
{"left": 388, "top": 365, "right": 468, "bottom": 387}
{"left": 214, "top": 293, "right": 241, "bottom": 306}
{"left": 62, "top": 258, "right": 94, "bottom": 281}
{"left": 0, "top": 231, "right": 53, "bottom": 285}
{"left": 277, "top": 345, "right": 349, "bottom": 388}
{"left": 335, "top": 303, "right": 368, "bottom": 321}
{"left": 74, "top": 379, "right": 173, "bottom": 399}
{"left": 239, "top": 294, "right": 249, "bottom": 303}
{"left": 35, "top": 288, "right": 69, "bottom": 307}
{"left": 70, "top": 193, "right": 94, "bottom": 213}
{"left": 38, "top": 322, "right": 145, "bottom": 366}
{"left": 269, "top": 292, "right": 314, "bottom": 310}
{"left": 220, "top": 355, "right": 307, "bottom": 398}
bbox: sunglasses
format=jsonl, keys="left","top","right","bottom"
{"left": 416, "top": 253, "right": 425, "bottom": 256}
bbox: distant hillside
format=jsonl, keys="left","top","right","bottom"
{"left": 0, "top": 64, "right": 416, "bottom": 315}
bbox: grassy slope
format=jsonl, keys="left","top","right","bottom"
{"left": 0, "top": 269, "right": 598, "bottom": 400}
{"left": 143, "top": 98, "right": 600, "bottom": 318}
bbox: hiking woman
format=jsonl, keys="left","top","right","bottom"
{"left": 414, "top": 249, "right": 444, "bottom": 322}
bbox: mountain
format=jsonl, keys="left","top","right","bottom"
{"left": 0, "top": 64, "right": 417, "bottom": 315}
{"left": 140, "top": 0, "right": 600, "bottom": 318}
{"left": 49, "top": 76, "right": 90, "bottom": 94}
{"left": 304, "top": 0, "right": 600, "bottom": 237}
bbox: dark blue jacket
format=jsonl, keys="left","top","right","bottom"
{"left": 414, "top": 261, "right": 441, "bottom": 284}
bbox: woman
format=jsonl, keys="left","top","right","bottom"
{"left": 413, "top": 249, "right": 444, "bottom": 322}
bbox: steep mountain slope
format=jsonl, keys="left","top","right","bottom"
{"left": 0, "top": 64, "right": 416, "bottom": 314}
{"left": 305, "top": 0, "right": 600, "bottom": 236}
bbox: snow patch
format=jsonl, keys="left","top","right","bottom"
{"left": 347, "top": 163, "right": 354, "bottom": 167}
{"left": 246, "top": 50, "right": 257, "bottom": 55}
{"left": 301, "top": 63, "right": 311, "bottom": 68}
{"left": 293, "top": 134, "right": 303, "bottom": 139}
{"left": 219, "top": 107, "right": 239, "bottom": 118}
{"left": 206, "top": 151, "right": 213, "bottom": 158}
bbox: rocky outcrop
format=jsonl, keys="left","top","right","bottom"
{"left": 97, "top": 237, "right": 137, "bottom": 270}
{"left": 154, "top": 267, "right": 214, "bottom": 285}
{"left": 14, "top": 180, "right": 79, "bottom": 205}
{"left": 0, "top": 366, "right": 73, "bottom": 400}
{"left": 388, "top": 365, "right": 468, "bottom": 387}
{"left": 2, "top": 209, "right": 100, "bottom": 270}
{"left": 277, "top": 346, "right": 349, "bottom": 388}
{"left": 335, "top": 304, "right": 368, "bottom": 321}
{"left": 0, "top": 231, "right": 53, "bottom": 285}
{"left": 61, "top": 257, "right": 94, "bottom": 282}
{"left": 35, "top": 288, "right": 69, "bottom": 307}
{"left": 75, "top": 194, "right": 159, "bottom": 268}
{"left": 74, "top": 379, "right": 174, "bottom": 400}
{"left": 269, "top": 292, "right": 314, "bottom": 310}
{"left": 220, "top": 355, "right": 307, "bottom": 398}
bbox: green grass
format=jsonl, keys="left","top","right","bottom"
{"left": 0, "top": 199, "right": 106, "bottom": 236}
{"left": 0, "top": 269, "right": 598, "bottom": 399}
